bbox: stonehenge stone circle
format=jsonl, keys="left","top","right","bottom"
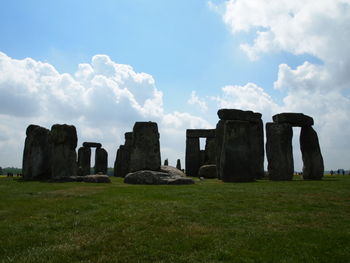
{"left": 95, "top": 147, "right": 108, "bottom": 174}
{"left": 204, "top": 137, "right": 216, "bottom": 165}
{"left": 176, "top": 159, "right": 181, "bottom": 170}
{"left": 114, "top": 132, "right": 133, "bottom": 177}
{"left": 124, "top": 170, "right": 194, "bottom": 185}
{"left": 77, "top": 146, "right": 91, "bottom": 176}
{"left": 273, "top": 113, "right": 314, "bottom": 127}
{"left": 22, "top": 125, "right": 52, "bottom": 180}
{"left": 164, "top": 159, "right": 169, "bottom": 166}
{"left": 199, "top": 164, "right": 217, "bottom": 179}
{"left": 83, "top": 142, "right": 102, "bottom": 148}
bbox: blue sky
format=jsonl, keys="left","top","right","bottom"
{"left": 0, "top": 0, "right": 349, "bottom": 170}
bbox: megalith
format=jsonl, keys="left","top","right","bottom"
{"left": 176, "top": 159, "right": 181, "bottom": 170}
{"left": 22, "top": 125, "right": 52, "bottom": 180}
{"left": 129, "top": 122, "right": 161, "bottom": 172}
{"left": 215, "top": 120, "right": 225, "bottom": 179}
{"left": 164, "top": 159, "right": 169, "bottom": 166}
{"left": 266, "top": 122, "right": 294, "bottom": 180}
{"left": 51, "top": 124, "right": 78, "bottom": 179}
{"left": 78, "top": 146, "right": 91, "bottom": 176}
{"left": 250, "top": 119, "right": 264, "bottom": 179}
{"left": 204, "top": 137, "right": 216, "bottom": 165}
{"left": 114, "top": 132, "right": 133, "bottom": 177}
{"left": 185, "top": 137, "right": 200, "bottom": 177}
{"left": 300, "top": 126, "right": 324, "bottom": 180}
{"left": 95, "top": 148, "right": 108, "bottom": 174}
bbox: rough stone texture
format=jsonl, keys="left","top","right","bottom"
{"left": 185, "top": 137, "right": 200, "bottom": 177}
{"left": 82, "top": 142, "right": 102, "bottom": 148}
{"left": 114, "top": 132, "right": 133, "bottom": 177}
{"left": 77, "top": 146, "right": 91, "bottom": 176}
{"left": 204, "top": 137, "right": 216, "bottom": 165}
{"left": 220, "top": 120, "right": 255, "bottom": 182}
{"left": 164, "top": 159, "right": 169, "bottom": 166}
{"left": 300, "top": 126, "right": 324, "bottom": 180}
{"left": 215, "top": 120, "right": 225, "bottom": 180}
{"left": 160, "top": 165, "right": 186, "bottom": 177}
{"left": 54, "top": 174, "right": 111, "bottom": 183}
{"left": 124, "top": 170, "right": 194, "bottom": 185}
{"left": 176, "top": 159, "right": 181, "bottom": 170}
{"left": 129, "top": 122, "right": 161, "bottom": 172}
{"left": 272, "top": 113, "right": 314, "bottom": 127}
{"left": 266, "top": 122, "right": 294, "bottom": 180}
{"left": 51, "top": 124, "right": 78, "bottom": 179}
{"left": 22, "top": 125, "right": 52, "bottom": 180}
{"left": 186, "top": 129, "right": 215, "bottom": 138}
{"left": 198, "top": 165, "right": 217, "bottom": 179}
{"left": 200, "top": 150, "right": 206, "bottom": 168}
{"left": 218, "top": 109, "right": 262, "bottom": 122}
{"left": 95, "top": 148, "right": 108, "bottom": 174}
{"left": 250, "top": 119, "right": 264, "bottom": 179}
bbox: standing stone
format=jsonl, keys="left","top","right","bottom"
{"left": 220, "top": 120, "right": 254, "bottom": 182}
{"left": 200, "top": 150, "right": 206, "bottom": 168}
{"left": 22, "top": 125, "right": 52, "bottom": 180}
{"left": 204, "top": 137, "right": 216, "bottom": 165}
{"left": 185, "top": 137, "right": 200, "bottom": 177}
{"left": 95, "top": 148, "right": 108, "bottom": 174}
{"left": 215, "top": 120, "right": 225, "bottom": 180}
{"left": 273, "top": 113, "right": 314, "bottom": 127}
{"left": 129, "top": 122, "right": 161, "bottom": 172}
{"left": 266, "top": 122, "right": 294, "bottom": 180}
{"left": 300, "top": 126, "right": 324, "bottom": 180}
{"left": 176, "top": 159, "right": 181, "bottom": 170}
{"left": 77, "top": 146, "right": 91, "bottom": 176}
{"left": 51, "top": 124, "right": 78, "bottom": 179}
{"left": 164, "top": 159, "right": 169, "bottom": 166}
{"left": 250, "top": 119, "right": 264, "bottom": 179}
{"left": 114, "top": 132, "right": 133, "bottom": 177}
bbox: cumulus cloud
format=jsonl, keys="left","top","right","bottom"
{"left": 0, "top": 52, "right": 207, "bottom": 167}
{"left": 188, "top": 91, "right": 208, "bottom": 112}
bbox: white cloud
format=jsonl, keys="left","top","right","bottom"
{"left": 188, "top": 91, "right": 208, "bottom": 112}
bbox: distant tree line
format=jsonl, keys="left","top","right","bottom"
{"left": 0, "top": 167, "right": 22, "bottom": 175}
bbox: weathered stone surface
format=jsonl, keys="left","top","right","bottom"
{"left": 160, "top": 165, "right": 186, "bottom": 177}
{"left": 220, "top": 120, "right": 255, "bottom": 182}
{"left": 185, "top": 137, "right": 200, "bottom": 177}
{"left": 204, "top": 137, "right": 216, "bottom": 165}
{"left": 77, "top": 146, "right": 91, "bottom": 176}
{"left": 82, "top": 142, "right": 102, "bottom": 148}
{"left": 250, "top": 119, "right": 264, "bottom": 179}
{"left": 51, "top": 124, "right": 78, "bottom": 179}
{"left": 186, "top": 129, "right": 215, "bottom": 138}
{"left": 164, "top": 159, "right": 169, "bottom": 166}
{"left": 272, "top": 113, "right": 314, "bottom": 127}
{"left": 300, "top": 126, "right": 324, "bottom": 180}
{"left": 95, "top": 148, "right": 108, "bottom": 174}
{"left": 54, "top": 174, "right": 111, "bottom": 183}
{"left": 22, "top": 125, "right": 52, "bottom": 180}
{"left": 114, "top": 132, "right": 133, "bottom": 177}
{"left": 176, "top": 159, "right": 181, "bottom": 170}
{"left": 266, "top": 122, "right": 294, "bottom": 180}
{"left": 124, "top": 170, "right": 194, "bottom": 185}
{"left": 215, "top": 120, "right": 225, "bottom": 180}
{"left": 199, "top": 165, "right": 217, "bottom": 179}
{"left": 129, "top": 122, "right": 161, "bottom": 172}
{"left": 200, "top": 150, "right": 205, "bottom": 167}
{"left": 217, "top": 109, "right": 262, "bottom": 122}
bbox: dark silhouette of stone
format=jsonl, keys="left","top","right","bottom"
{"left": 220, "top": 120, "right": 254, "bottom": 182}
{"left": 164, "top": 159, "right": 169, "bottom": 166}
{"left": 22, "top": 125, "right": 52, "bottom": 180}
{"left": 124, "top": 170, "right": 194, "bottom": 185}
{"left": 176, "top": 159, "right": 181, "bottom": 170}
{"left": 199, "top": 165, "right": 217, "bottom": 178}
{"left": 95, "top": 148, "right": 108, "bottom": 174}
{"left": 250, "top": 119, "right": 264, "bottom": 179}
{"left": 300, "top": 126, "right": 324, "bottom": 180}
{"left": 77, "top": 146, "right": 91, "bottom": 176}
{"left": 186, "top": 129, "right": 215, "bottom": 138}
{"left": 218, "top": 109, "right": 262, "bottom": 122}
{"left": 215, "top": 120, "right": 225, "bottom": 180}
{"left": 54, "top": 174, "right": 111, "bottom": 183}
{"left": 114, "top": 132, "right": 133, "bottom": 177}
{"left": 204, "top": 137, "right": 216, "bottom": 165}
{"left": 272, "top": 113, "right": 314, "bottom": 127}
{"left": 185, "top": 137, "right": 200, "bottom": 177}
{"left": 51, "top": 124, "right": 78, "bottom": 179}
{"left": 82, "top": 142, "right": 102, "bottom": 148}
{"left": 200, "top": 150, "right": 205, "bottom": 167}
{"left": 266, "top": 122, "right": 294, "bottom": 180}
{"left": 129, "top": 122, "right": 161, "bottom": 172}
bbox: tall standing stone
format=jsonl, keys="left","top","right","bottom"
{"left": 114, "top": 132, "right": 133, "bottom": 177}
{"left": 22, "top": 125, "right": 52, "bottom": 180}
{"left": 250, "top": 119, "right": 264, "bottom": 179}
{"left": 95, "top": 148, "right": 108, "bottom": 174}
{"left": 266, "top": 122, "right": 294, "bottom": 180}
{"left": 51, "top": 124, "right": 78, "bottom": 179}
{"left": 300, "top": 126, "right": 324, "bottom": 180}
{"left": 185, "top": 137, "right": 200, "bottom": 177}
{"left": 164, "top": 159, "right": 169, "bottom": 166}
{"left": 204, "top": 137, "right": 216, "bottom": 165}
{"left": 215, "top": 120, "right": 225, "bottom": 180}
{"left": 129, "top": 122, "right": 161, "bottom": 172}
{"left": 176, "top": 159, "right": 181, "bottom": 170}
{"left": 78, "top": 146, "right": 91, "bottom": 176}
{"left": 220, "top": 120, "right": 254, "bottom": 182}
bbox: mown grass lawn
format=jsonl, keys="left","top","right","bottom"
{"left": 0, "top": 175, "right": 349, "bottom": 263}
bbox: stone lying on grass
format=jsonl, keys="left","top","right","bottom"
{"left": 159, "top": 165, "right": 186, "bottom": 178}
{"left": 198, "top": 165, "right": 217, "bottom": 178}
{"left": 53, "top": 174, "right": 111, "bottom": 183}
{"left": 124, "top": 170, "right": 194, "bottom": 185}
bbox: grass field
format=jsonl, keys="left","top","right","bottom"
{"left": 0, "top": 175, "right": 349, "bottom": 263}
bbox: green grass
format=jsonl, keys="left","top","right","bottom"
{"left": 0, "top": 175, "right": 349, "bottom": 263}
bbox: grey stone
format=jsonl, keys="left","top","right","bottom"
{"left": 250, "top": 119, "right": 264, "bottom": 179}
{"left": 185, "top": 137, "right": 200, "bottom": 177}
{"left": 164, "top": 159, "right": 169, "bottom": 166}
{"left": 129, "top": 122, "right": 161, "bottom": 172}
{"left": 77, "top": 146, "right": 91, "bottom": 176}
{"left": 114, "top": 132, "right": 133, "bottom": 177}
{"left": 51, "top": 124, "right": 78, "bottom": 179}
{"left": 220, "top": 120, "right": 255, "bottom": 182}
{"left": 82, "top": 142, "right": 102, "bottom": 148}
{"left": 22, "top": 125, "right": 52, "bottom": 180}
{"left": 300, "top": 126, "right": 324, "bottom": 180}
{"left": 95, "top": 148, "right": 108, "bottom": 174}
{"left": 215, "top": 120, "right": 225, "bottom": 180}
{"left": 55, "top": 174, "right": 111, "bottom": 183}
{"left": 204, "top": 137, "right": 216, "bottom": 165}
{"left": 186, "top": 129, "right": 215, "bottom": 138}
{"left": 217, "top": 109, "right": 262, "bottom": 122}
{"left": 198, "top": 165, "right": 217, "bottom": 179}
{"left": 176, "top": 159, "right": 181, "bottom": 170}
{"left": 266, "top": 122, "right": 294, "bottom": 180}
{"left": 124, "top": 170, "right": 194, "bottom": 185}
{"left": 272, "top": 113, "right": 314, "bottom": 127}
{"left": 160, "top": 165, "right": 186, "bottom": 177}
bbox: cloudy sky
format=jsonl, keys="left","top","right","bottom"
{"left": 0, "top": 0, "right": 349, "bottom": 170}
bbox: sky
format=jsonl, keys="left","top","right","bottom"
{"left": 0, "top": 0, "right": 349, "bottom": 170}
